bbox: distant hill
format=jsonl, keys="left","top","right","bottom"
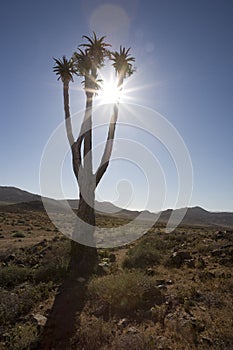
{"left": 0, "top": 186, "right": 233, "bottom": 229}
{"left": 0, "top": 186, "right": 41, "bottom": 204}
{"left": 159, "top": 206, "right": 233, "bottom": 228}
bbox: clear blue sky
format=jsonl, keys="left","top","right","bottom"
{"left": 0, "top": 0, "right": 233, "bottom": 212}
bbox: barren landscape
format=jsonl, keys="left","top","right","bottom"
{"left": 0, "top": 187, "right": 232, "bottom": 349}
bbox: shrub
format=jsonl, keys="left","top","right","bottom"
{"left": 88, "top": 271, "right": 164, "bottom": 316}
{"left": 34, "top": 260, "right": 68, "bottom": 283}
{"left": 0, "top": 282, "right": 53, "bottom": 326}
{"left": 0, "top": 266, "right": 32, "bottom": 288}
{"left": 33, "top": 241, "right": 70, "bottom": 283}
{"left": 123, "top": 238, "right": 161, "bottom": 269}
{"left": 74, "top": 317, "right": 114, "bottom": 350}
{"left": 2, "top": 322, "right": 38, "bottom": 350}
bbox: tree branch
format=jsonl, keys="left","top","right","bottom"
{"left": 63, "top": 82, "right": 81, "bottom": 180}
{"left": 95, "top": 104, "right": 119, "bottom": 187}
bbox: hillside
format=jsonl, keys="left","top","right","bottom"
{"left": 0, "top": 186, "right": 233, "bottom": 229}
{"left": 0, "top": 186, "right": 41, "bottom": 204}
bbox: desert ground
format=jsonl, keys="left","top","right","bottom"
{"left": 0, "top": 205, "right": 232, "bottom": 349}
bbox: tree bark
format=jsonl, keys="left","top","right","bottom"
{"left": 69, "top": 191, "right": 97, "bottom": 277}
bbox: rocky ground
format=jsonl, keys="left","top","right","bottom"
{"left": 0, "top": 209, "right": 232, "bottom": 349}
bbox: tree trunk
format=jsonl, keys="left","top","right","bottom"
{"left": 68, "top": 187, "right": 97, "bottom": 278}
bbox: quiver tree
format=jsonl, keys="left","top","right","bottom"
{"left": 53, "top": 33, "right": 135, "bottom": 275}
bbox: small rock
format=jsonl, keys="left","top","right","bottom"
{"left": 127, "top": 326, "right": 138, "bottom": 334}
{"left": 157, "top": 284, "right": 167, "bottom": 291}
{"left": 147, "top": 268, "right": 155, "bottom": 276}
{"left": 166, "top": 279, "right": 174, "bottom": 285}
{"left": 186, "top": 259, "right": 195, "bottom": 268}
{"left": 102, "top": 257, "right": 109, "bottom": 263}
{"left": 199, "top": 306, "right": 206, "bottom": 311}
{"left": 215, "top": 230, "right": 226, "bottom": 240}
{"left": 156, "top": 279, "right": 166, "bottom": 285}
{"left": 118, "top": 318, "right": 128, "bottom": 328}
{"left": 32, "top": 314, "right": 47, "bottom": 327}
{"left": 17, "top": 263, "right": 25, "bottom": 268}
{"left": 98, "top": 262, "right": 110, "bottom": 268}
{"left": 201, "top": 336, "right": 213, "bottom": 345}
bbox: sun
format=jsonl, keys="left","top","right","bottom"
{"left": 98, "top": 77, "right": 122, "bottom": 104}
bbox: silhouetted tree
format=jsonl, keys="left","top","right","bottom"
{"left": 53, "top": 33, "right": 135, "bottom": 276}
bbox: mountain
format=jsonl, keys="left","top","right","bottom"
{"left": 159, "top": 206, "right": 233, "bottom": 228}
{"left": 0, "top": 186, "right": 41, "bottom": 205}
{"left": 0, "top": 186, "right": 233, "bottom": 229}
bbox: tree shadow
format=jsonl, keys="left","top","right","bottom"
{"left": 38, "top": 243, "right": 98, "bottom": 350}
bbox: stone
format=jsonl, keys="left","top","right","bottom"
{"left": 102, "top": 257, "right": 109, "bottom": 263}
{"left": 147, "top": 268, "right": 155, "bottom": 276}
{"left": 17, "top": 263, "right": 25, "bottom": 268}
{"left": 117, "top": 318, "right": 128, "bottom": 328}
{"left": 201, "top": 336, "right": 213, "bottom": 345}
{"left": 156, "top": 279, "right": 166, "bottom": 285}
{"left": 127, "top": 326, "right": 138, "bottom": 334}
{"left": 98, "top": 262, "right": 110, "bottom": 268}
{"left": 32, "top": 314, "right": 47, "bottom": 327}
{"left": 215, "top": 230, "right": 226, "bottom": 240}
{"left": 186, "top": 259, "right": 195, "bottom": 268}
{"left": 157, "top": 284, "right": 167, "bottom": 291}
{"left": 166, "top": 279, "right": 174, "bottom": 285}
